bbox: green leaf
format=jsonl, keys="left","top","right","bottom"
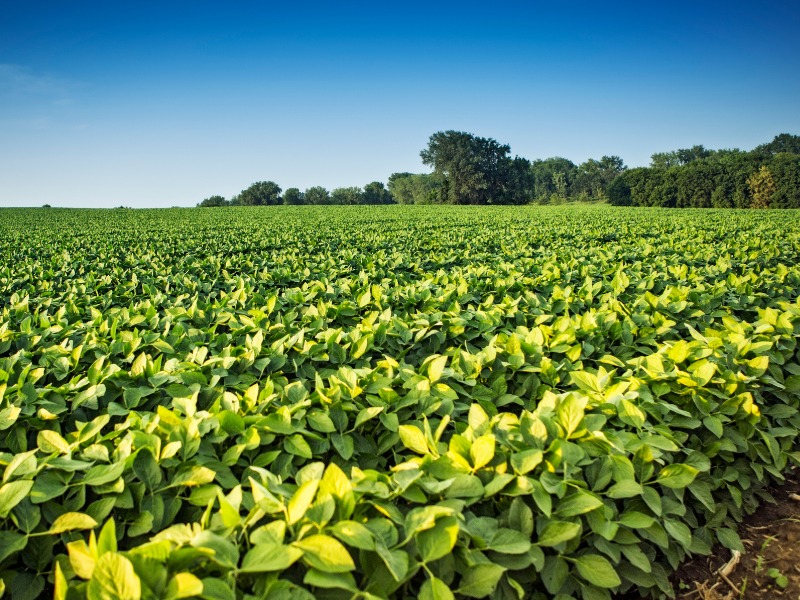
{"left": 332, "top": 433, "right": 354, "bottom": 460}
{"left": 0, "top": 480, "right": 34, "bottom": 517}
{"left": 417, "top": 516, "right": 458, "bottom": 563}
{"left": 303, "top": 569, "right": 357, "bottom": 591}
{"left": 618, "top": 399, "right": 646, "bottom": 428}
{"left": 510, "top": 449, "right": 543, "bottom": 475}
{"left": 570, "top": 371, "right": 601, "bottom": 393}
{"left": 171, "top": 466, "right": 216, "bottom": 487}
{"left": 97, "top": 519, "right": 117, "bottom": 555}
{"left": 329, "top": 520, "right": 375, "bottom": 550}
{"left": 619, "top": 511, "right": 655, "bottom": 529}
{"left": 87, "top": 553, "right": 142, "bottom": 600}
{"left": 428, "top": 355, "right": 448, "bottom": 383}
{"left": 537, "top": 520, "right": 582, "bottom": 547}
{"left": 133, "top": 449, "right": 162, "bottom": 490}
{"left": 240, "top": 543, "right": 303, "bottom": 572}
{"left": 457, "top": 564, "right": 506, "bottom": 598}
{"left": 199, "top": 578, "right": 236, "bottom": 600}
{"left": 49, "top": 512, "right": 98, "bottom": 534}
{"left": 702, "top": 416, "right": 723, "bottom": 438}
{"left": 399, "top": 424, "right": 429, "bottom": 454}
{"left": 0, "top": 530, "right": 27, "bottom": 564}
{"left": 575, "top": 554, "right": 622, "bottom": 588}
{"left": 191, "top": 531, "right": 240, "bottom": 568}
{"left": 557, "top": 394, "right": 587, "bottom": 438}
{"left": 320, "top": 462, "right": 355, "bottom": 520}
{"left": 605, "top": 480, "right": 643, "bottom": 499}
{"left": 284, "top": 434, "right": 313, "bottom": 459}
{"left": 656, "top": 463, "right": 699, "bottom": 489}
{"left": 419, "top": 576, "right": 455, "bottom": 600}
{"left": 166, "top": 573, "right": 204, "bottom": 599}
{"left": 37, "top": 430, "right": 71, "bottom": 454}
{"left": 307, "top": 411, "right": 337, "bottom": 433}
{"left": 488, "top": 528, "right": 532, "bottom": 554}
{"left": 556, "top": 489, "right": 604, "bottom": 517}
{"left": 294, "top": 534, "right": 356, "bottom": 573}
{"left": 375, "top": 544, "right": 409, "bottom": 582}
{"left": 509, "top": 497, "right": 534, "bottom": 537}
{"left": 354, "top": 406, "right": 384, "bottom": 429}
{"left": 82, "top": 462, "right": 126, "bottom": 487}
{"left": 287, "top": 479, "right": 320, "bottom": 525}
{"left": 716, "top": 528, "right": 744, "bottom": 552}
{"left": 470, "top": 434, "right": 495, "bottom": 470}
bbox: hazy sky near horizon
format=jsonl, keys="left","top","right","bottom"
{"left": 1, "top": 1, "right": 799, "bottom": 208}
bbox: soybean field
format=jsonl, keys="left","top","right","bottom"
{"left": 0, "top": 205, "right": 799, "bottom": 600}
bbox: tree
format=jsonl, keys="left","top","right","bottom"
{"left": 754, "top": 133, "right": 800, "bottom": 157}
{"left": 768, "top": 153, "right": 800, "bottom": 208}
{"left": 387, "top": 173, "right": 443, "bottom": 204}
{"left": 304, "top": 186, "right": 330, "bottom": 205}
{"left": 239, "top": 181, "right": 282, "bottom": 206}
{"left": 573, "top": 156, "right": 626, "bottom": 199}
{"left": 747, "top": 166, "right": 776, "bottom": 208}
{"left": 362, "top": 181, "right": 394, "bottom": 204}
{"left": 331, "top": 187, "right": 363, "bottom": 205}
{"left": 530, "top": 158, "right": 577, "bottom": 202}
{"left": 197, "top": 195, "right": 227, "bottom": 207}
{"left": 606, "top": 173, "right": 632, "bottom": 206}
{"left": 420, "top": 131, "right": 514, "bottom": 204}
{"left": 651, "top": 145, "right": 711, "bottom": 168}
{"left": 283, "top": 188, "right": 305, "bottom": 205}
{"left": 500, "top": 157, "right": 534, "bottom": 204}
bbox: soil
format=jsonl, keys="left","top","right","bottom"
{"left": 670, "top": 469, "right": 800, "bottom": 600}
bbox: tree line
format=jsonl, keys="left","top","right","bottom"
{"left": 607, "top": 134, "right": 800, "bottom": 208}
{"left": 199, "top": 132, "right": 800, "bottom": 208}
{"left": 197, "top": 181, "right": 393, "bottom": 207}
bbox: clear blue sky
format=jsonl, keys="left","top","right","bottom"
{"left": 1, "top": 1, "right": 798, "bottom": 207}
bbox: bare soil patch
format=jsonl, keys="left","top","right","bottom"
{"left": 671, "top": 470, "right": 800, "bottom": 600}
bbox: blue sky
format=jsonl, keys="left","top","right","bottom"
{"left": 1, "top": 1, "right": 798, "bottom": 207}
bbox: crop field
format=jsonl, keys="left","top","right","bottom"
{"left": 0, "top": 204, "right": 799, "bottom": 600}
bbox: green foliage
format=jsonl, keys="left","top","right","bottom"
{"left": 303, "top": 185, "right": 331, "bottom": 205}
{"left": 0, "top": 204, "right": 800, "bottom": 599}
{"left": 748, "top": 165, "right": 776, "bottom": 209}
{"left": 420, "top": 131, "right": 532, "bottom": 204}
{"left": 387, "top": 172, "right": 444, "bottom": 204}
{"left": 196, "top": 195, "right": 228, "bottom": 208}
{"left": 330, "top": 187, "right": 364, "bottom": 205}
{"left": 362, "top": 181, "right": 395, "bottom": 205}
{"left": 282, "top": 188, "right": 305, "bottom": 205}
{"left": 239, "top": 181, "right": 282, "bottom": 206}
{"left": 622, "top": 133, "right": 800, "bottom": 209}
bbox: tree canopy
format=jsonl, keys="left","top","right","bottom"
{"left": 420, "top": 131, "right": 528, "bottom": 204}
{"left": 609, "top": 135, "right": 800, "bottom": 209}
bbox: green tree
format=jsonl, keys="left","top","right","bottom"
{"left": 283, "top": 188, "right": 305, "bottom": 205}
{"left": 331, "top": 187, "right": 363, "bottom": 205}
{"left": 606, "top": 175, "right": 632, "bottom": 206}
{"left": 747, "top": 166, "right": 776, "bottom": 208}
{"left": 362, "top": 181, "right": 394, "bottom": 204}
{"left": 420, "top": 131, "right": 512, "bottom": 204}
{"left": 304, "top": 186, "right": 330, "bottom": 205}
{"left": 197, "top": 195, "right": 227, "bottom": 207}
{"left": 530, "top": 158, "right": 577, "bottom": 202}
{"left": 754, "top": 133, "right": 800, "bottom": 157}
{"left": 573, "top": 156, "right": 626, "bottom": 199}
{"left": 651, "top": 145, "right": 711, "bottom": 168}
{"left": 239, "top": 181, "right": 282, "bottom": 205}
{"left": 387, "top": 173, "right": 443, "bottom": 204}
{"left": 769, "top": 153, "right": 800, "bottom": 208}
